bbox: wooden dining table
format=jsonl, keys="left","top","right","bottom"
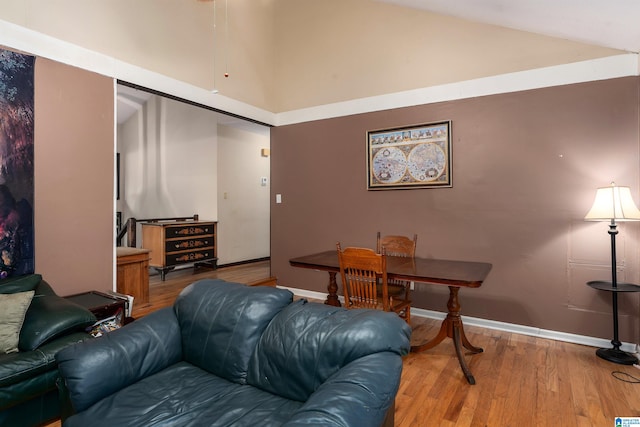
{"left": 289, "top": 250, "right": 492, "bottom": 384}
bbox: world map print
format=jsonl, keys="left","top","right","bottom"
{"left": 367, "top": 121, "right": 451, "bottom": 190}
{"left": 407, "top": 143, "right": 446, "bottom": 181}
{"left": 372, "top": 146, "right": 406, "bottom": 183}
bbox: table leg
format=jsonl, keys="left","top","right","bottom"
{"left": 325, "top": 271, "right": 341, "bottom": 307}
{"left": 453, "top": 326, "right": 476, "bottom": 385}
{"left": 411, "top": 286, "right": 482, "bottom": 384}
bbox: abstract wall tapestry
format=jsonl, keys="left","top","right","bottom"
{"left": 0, "top": 49, "right": 35, "bottom": 277}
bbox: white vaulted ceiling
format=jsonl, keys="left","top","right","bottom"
{"left": 376, "top": 0, "right": 640, "bottom": 53}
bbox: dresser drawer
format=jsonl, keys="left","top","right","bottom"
{"left": 165, "top": 249, "right": 215, "bottom": 267}
{"left": 165, "top": 236, "right": 214, "bottom": 253}
{"left": 165, "top": 223, "right": 215, "bottom": 239}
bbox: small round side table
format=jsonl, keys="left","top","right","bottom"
{"left": 587, "top": 280, "right": 640, "bottom": 365}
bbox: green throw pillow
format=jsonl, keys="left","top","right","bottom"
{"left": 19, "top": 295, "right": 96, "bottom": 351}
{"left": 0, "top": 274, "right": 42, "bottom": 294}
{"left": 0, "top": 290, "right": 35, "bottom": 353}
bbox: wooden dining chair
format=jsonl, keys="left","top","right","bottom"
{"left": 336, "top": 242, "right": 411, "bottom": 324}
{"left": 376, "top": 232, "right": 417, "bottom": 322}
{"left": 376, "top": 232, "right": 417, "bottom": 258}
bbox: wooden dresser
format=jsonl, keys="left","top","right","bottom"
{"left": 141, "top": 220, "right": 218, "bottom": 281}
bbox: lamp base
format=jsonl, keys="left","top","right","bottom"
{"left": 596, "top": 347, "right": 638, "bottom": 365}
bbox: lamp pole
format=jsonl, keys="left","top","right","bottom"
{"left": 585, "top": 183, "right": 640, "bottom": 365}
{"left": 603, "top": 220, "right": 622, "bottom": 354}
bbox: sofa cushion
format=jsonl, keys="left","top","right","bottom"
{"left": 19, "top": 294, "right": 96, "bottom": 351}
{"left": 0, "top": 291, "right": 34, "bottom": 354}
{"left": 0, "top": 386, "right": 61, "bottom": 427}
{"left": 0, "top": 274, "right": 41, "bottom": 295}
{"left": 63, "top": 361, "right": 304, "bottom": 427}
{"left": 174, "top": 279, "right": 293, "bottom": 384}
{"left": 247, "top": 299, "right": 412, "bottom": 402}
{"left": 0, "top": 366, "right": 59, "bottom": 412}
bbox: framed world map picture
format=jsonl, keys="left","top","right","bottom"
{"left": 367, "top": 120, "right": 452, "bottom": 190}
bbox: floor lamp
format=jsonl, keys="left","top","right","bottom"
{"left": 585, "top": 182, "right": 640, "bottom": 365}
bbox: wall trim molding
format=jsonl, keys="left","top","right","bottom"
{"left": 1, "top": 19, "right": 638, "bottom": 130}
{"left": 278, "top": 285, "right": 638, "bottom": 353}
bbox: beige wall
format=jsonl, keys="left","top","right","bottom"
{"left": 118, "top": 95, "right": 218, "bottom": 224}
{"left": 34, "top": 58, "right": 115, "bottom": 296}
{"left": 217, "top": 125, "right": 271, "bottom": 264}
{"left": 271, "top": 76, "right": 640, "bottom": 343}
{"left": 118, "top": 95, "right": 271, "bottom": 266}
{"left": 0, "top": 0, "right": 623, "bottom": 113}
{"left": 272, "top": 0, "right": 623, "bottom": 112}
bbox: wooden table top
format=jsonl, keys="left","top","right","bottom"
{"left": 116, "top": 247, "right": 151, "bottom": 257}
{"left": 290, "top": 250, "right": 492, "bottom": 288}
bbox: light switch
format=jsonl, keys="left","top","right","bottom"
{"left": 276, "top": 194, "right": 282, "bottom": 204}
{"left": 261, "top": 177, "right": 268, "bottom": 186}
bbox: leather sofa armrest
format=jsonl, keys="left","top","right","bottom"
{"left": 56, "top": 307, "right": 182, "bottom": 413}
{"left": 282, "top": 352, "right": 403, "bottom": 427}
{"left": 0, "top": 332, "right": 89, "bottom": 391}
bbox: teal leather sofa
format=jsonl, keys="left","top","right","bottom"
{"left": 0, "top": 275, "right": 96, "bottom": 427}
{"left": 56, "top": 279, "right": 411, "bottom": 427}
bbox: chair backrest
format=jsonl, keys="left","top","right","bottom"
{"left": 337, "top": 243, "right": 389, "bottom": 311}
{"left": 376, "top": 232, "right": 417, "bottom": 258}
{"left": 376, "top": 232, "right": 415, "bottom": 321}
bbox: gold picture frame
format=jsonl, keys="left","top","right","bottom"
{"left": 367, "top": 120, "right": 452, "bottom": 190}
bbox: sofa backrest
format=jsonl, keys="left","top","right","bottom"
{"left": 246, "top": 299, "right": 412, "bottom": 402}
{"left": 173, "top": 279, "right": 293, "bottom": 384}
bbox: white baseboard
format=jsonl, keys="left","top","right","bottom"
{"left": 277, "top": 286, "right": 329, "bottom": 302}
{"left": 277, "top": 285, "right": 637, "bottom": 353}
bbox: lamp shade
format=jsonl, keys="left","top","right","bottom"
{"left": 585, "top": 183, "right": 640, "bottom": 221}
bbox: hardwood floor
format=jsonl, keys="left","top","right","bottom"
{"left": 131, "top": 261, "right": 272, "bottom": 318}
{"left": 47, "top": 261, "right": 640, "bottom": 426}
{"left": 401, "top": 321, "right": 640, "bottom": 426}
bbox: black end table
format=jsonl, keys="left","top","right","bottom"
{"left": 66, "top": 291, "right": 127, "bottom": 322}
{"left": 587, "top": 280, "right": 640, "bottom": 365}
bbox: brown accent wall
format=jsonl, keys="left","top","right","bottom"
{"left": 34, "top": 58, "right": 114, "bottom": 295}
{"left": 271, "top": 76, "right": 640, "bottom": 342}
